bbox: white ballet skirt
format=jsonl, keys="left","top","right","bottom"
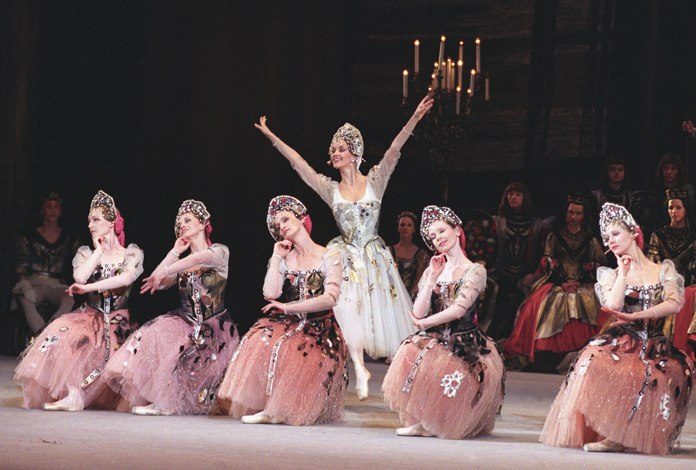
{"left": 292, "top": 152, "right": 417, "bottom": 358}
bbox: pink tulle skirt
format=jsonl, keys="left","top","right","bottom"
{"left": 217, "top": 311, "right": 347, "bottom": 425}
{"left": 101, "top": 310, "right": 238, "bottom": 415}
{"left": 382, "top": 328, "right": 505, "bottom": 439}
{"left": 13, "top": 304, "right": 136, "bottom": 409}
{"left": 540, "top": 327, "right": 695, "bottom": 455}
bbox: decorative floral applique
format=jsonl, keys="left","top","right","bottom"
{"left": 660, "top": 393, "right": 671, "bottom": 421}
{"left": 39, "top": 335, "right": 60, "bottom": 352}
{"left": 441, "top": 370, "right": 464, "bottom": 397}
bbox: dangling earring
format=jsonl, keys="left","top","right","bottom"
{"left": 327, "top": 159, "right": 332, "bottom": 165}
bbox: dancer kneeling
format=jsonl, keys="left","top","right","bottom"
{"left": 102, "top": 200, "right": 239, "bottom": 416}
{"left": 382, "top": 206, "right": 505, "bottom": 439}
{"left": 14, "top": 190, "right": 143, "bottom": 411}
{"left": 540, "top": 202, "right": 695, "bottom": 455}
{"left": 217, "top": 196, "right": 347, "bottom": 425}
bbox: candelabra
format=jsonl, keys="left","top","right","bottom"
{"left": 401, "top": 37, "right": 488, "bottom": 203}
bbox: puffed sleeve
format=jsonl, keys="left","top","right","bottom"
{"left": 451, "top": 263, "right": 487, "bottom": 318}
{"left": 72, "top": 246, "right": 93, "bottom": 271}
{"left": 290, "top": 159, "right": 338, "bottom": 206}
{"left": 367, "top": 151, "right": 401, "bottom": 199}
{"left": 262, "top": 256, "right": 286, "bottom": 300}
{"left": 659, "top": 260, "right": 685, "bottom": 311}
{"left": 92, "top": 244, "right": 145, "bottom": 293}
{"left": 594, "top": 266, "right": 619, "bottom": 308}
{"left": 194, "top": 243, "right": 229, "bottom": 278}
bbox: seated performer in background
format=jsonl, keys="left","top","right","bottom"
{"left": 648, "top": 188, "right": 696, "bottom": 359}
{"left": 540, "top": 202, "right": 694, "bottom": 455}
{"left": 389, "top": 211, "right": 430, "bottom": 300}
{"left": 217, "top": 196, "right": 347, "bottom": 425}
{"left": 503, "top": 195, "right": 605, "bottom": 367}
{"left": 254, "top": 95, "right": 432, "bottom": 400}
{"left": 382, "top": 205, "right": 505, "bottom": 439}
{"left": 14, "top": 190, "right": 143, "bottom": 411}
{"left": 13, "top": 192, "right": 79, "bottom": 333}
{"left": 486, "top": 182, "right": 546, "bottom": 340}
{"left": 102, "top": 200, "right": 239, "bottom": 416}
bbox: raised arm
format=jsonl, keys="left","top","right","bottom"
{"left": 255, "top": 117, "right": 334, "bottom": 205}
{"left": 72, "top": 245, "right": 103, "bottom": 284}
{"left": 412, "top": 254, "right": 446, "bottom": 319}
{"left": 262, "top": 240, "right": 293, "bottom": 299}
{"left": 381, "top": 96, "right": 433, "bottom": 170}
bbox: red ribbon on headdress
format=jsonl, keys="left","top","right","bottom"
{"left": 303, "top": 215, "right": 313, "bottom": 236}
{"left": 205, "top": 223, "right": 213, "bottom": 246}
{"left": 635, "top": 225, "right": 644, "bottom": 251}
{"left": 458, "top": 230, "right": 468, "bottom": 258}
{"left": 115, "top": 213, "right": 125, "bottom": 247}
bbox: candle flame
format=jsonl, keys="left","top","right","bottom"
{"left": 441, "top": 36, "right": 446, "bottom": 42}
{"left": 471, "top": 69, "right": 476, "bottom": 75}
{"left": 434, "top": 62, "right": 438, "bottom": 68}
{"left": 457, "top": 86, "right": 461, "bottom": 92}
{"left": 432, "top": 73, "right": 436, "bottom": 79}
{"left": 467, "top": 88, "right": 472, "bottom": 95}
{"left": 475, "top": 38, "right": 481, "bottom": 45}
{"left": 415, "top": 40, "right": 420, "bottom": 46}
{"left": 458, "top": 60, "right": 463, "bottom": 66}
{"left": 403, "top": 70, "right": 408, "bottom": 76}
{"left": 459, "top": 41, "right": 463, "bottom": 46}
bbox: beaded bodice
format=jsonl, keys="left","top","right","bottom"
{"left": 331, "top": 189, "right": 381, "bottom": 249}
{"left": 178, "top": 267, "right": 226, "bottom": 320}
{"left": 87, "top": 262, "right": 131, "bottom": 312}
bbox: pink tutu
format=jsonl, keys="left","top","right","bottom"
{"left": 540, "top": 327, "right": 695, "bottom": 455}
{"left": 102, "top": 310, "right": 238, "bottom": 415}
{"left": 217, "top": 312, "right": 347, "bottom": 425}
{"left": 14, "top": 304, "right": 136, "bottom": 409}
{"left": 382, "top": 328, "right": 505, "bottom": 439}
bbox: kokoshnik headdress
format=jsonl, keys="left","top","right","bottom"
{"left": 267, "top": 195, "right": 311, "bottom": 241}
{"left": 329, "top": 123, "right": 366, "bottom": 170}
{"left": 175, "top": 199, "right": 212, "bottom": 244}
{"left": 90, "top": 190, "right": 125, "bottom": 246}
{"left": 598, "top": 202, "right": 640, "bottom": 247}
{"left": 420, "top": 205, "right": 464, "bottom": 252}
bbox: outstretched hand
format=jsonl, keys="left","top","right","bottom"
{"left": 603, "top": 306, "right": 635, "bottom": 327}
{"left": 67, "top": 283, "right": 91, "bottom": 296}
{"left": 255, "top": 116, "right": 274, "bottom": 138}
{"left": 412, "top": 95, "right": 434, "bottom": 121}
{"left": 141, "top": 271, "right": 167, "bottom": 295}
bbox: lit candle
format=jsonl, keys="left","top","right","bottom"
{"left": 475, "top": 38, "right": 481, "bottom": 73}
{"left": 446, "top": 57, "right": 452, "bottom": 91}
{"left": 439, "top": 36, "right": 446, "bottom": 70}
{"left": 414, "top": 40, "right": 420, "bottom": 76}
{"left": 456, "top": 86, "right": 461, "bottom": 115}
{"left": 450, "top": 62, "right": 455, "bottom": 92}
{"left": 428, "top": 86, "right": 433, "bottom": 97}
{"left": 485, "top": 75, "right": 490, "bottom": 100}
{"left": 457, "top": 60, "right": 463, "bottom": 88}
{"left": 470, "top": 69, "right": 476, "bottom": 96}
{"left": 431, "top": 73, "right": 438, "bottom": 92}
{"left": 459, "top": 41, "right": 464, "bottom": 64}
{"left": 403, "top": 70, "right": 408, "bottom": 99}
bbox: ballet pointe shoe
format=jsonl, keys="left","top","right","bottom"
{"left": 583, "top": 439, "right": 625, "bottom": 452}
{"left": 43, "top": 386, "right": 84, "bottom": 411}
{"left": 396, "top": 423, "right": 434, "bottom": 437}
{"left": 241, "top": 411, "right": 280, "bottom": 424}
{"left": 131, "top": 403, "right": 170, "bottom": 416}
{"left": 355, "top": 366, "right": 371, "bottom": 401}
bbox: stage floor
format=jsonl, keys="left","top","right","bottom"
{"left": 1, "top": 355, "right": 694, "bottom": 470}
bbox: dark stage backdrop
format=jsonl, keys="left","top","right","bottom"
{"left": 2, "top": 1, "right": 695, "bottom": 333}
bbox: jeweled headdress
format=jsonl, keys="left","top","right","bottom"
{"left": 267, "top": 195, "right": 308, "bottom": 241}
{"left": 41, "top": 191, "right": 62, "bottom": 205}
{"left": 420, "top": 205, "right": 462, "bottom": 251}
{"left": 175, "top": 200, "right": 210, "bottom": 237}
{"left": 330, "top": 123, "right": 364, "bottom": 158}
{"left": 90, "top": 190, "right": 117, "bottom": 221}
{"left": 598, "top": 202, "right": 639, "bottom": 246}
{"left": 666, "top": 187, "right": 689, "bottom": 201}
